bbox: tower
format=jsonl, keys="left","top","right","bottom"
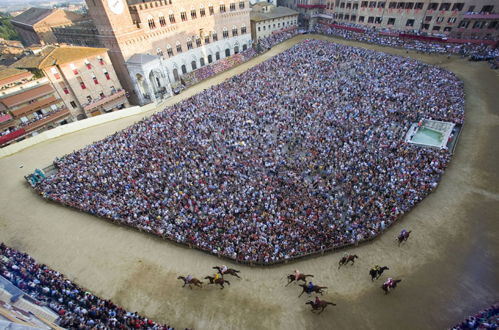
{"left": 85, "top": 0, "right": 140, "bottom": 104}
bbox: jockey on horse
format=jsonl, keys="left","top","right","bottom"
{"left": 221, "top": 265, "right": 228, "bottom": 275}
{"left": 307, "top": 281, "right": 314, "bottom": 293}
{"left": 186, "top": 274, "right": 193, "bottom": 282}
{"left": 384, "top": 277, "right": 394, "bottom": 289}
{"left": 294, "top": 269, "right": 301, "bottom": 281}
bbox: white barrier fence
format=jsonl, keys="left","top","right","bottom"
{"left": 0, "top": 103, "right": 157, "bottom": 158}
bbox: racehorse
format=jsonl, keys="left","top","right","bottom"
{"left": 298, "top": 284, "right": 327, "bottom": 297}
{"left": 369, "top": 266, "right": 389, "bottom": 281}
{"left": 204, "top": 276, "right": 231, "bottom": 289}
{"left": 213, "top": 266, "right": 241, "bottom": 278}
{"left": 177, "top": 276, "right": 203, "bottom": 289}
{"left": 338, "top": 254, "right": 359, "bottom": 269}
{"left": 397, "top": 230, "right": 412, "bottom": 246}
{"left": 285, "top": 273, "right": 314, "bottom": 286}
{"left": 305, "top": 300, "right": 337, "bottom": 314}
{"left": 381, "top": 279, "right": 402, "bottom": 294}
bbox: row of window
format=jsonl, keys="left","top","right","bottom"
{"left": 257, "top": 20, "right": 297, "bottom": 32}
{"left": 335, "top": 13, "right": 499, "bottom": 30}
{"left": 171, "top": 44, "right": 249, "bottom": 80}
{"left": 146, "top": 1, "right": 246, "bottom": 29}
{"left": 156, "top": 27, "right": 247, "bottom": 57}
{"left": 337, "top": 14, "right": 499, "bottom": 32}
{"left": 334, "top": 2, "right": 493, "bottom": 13}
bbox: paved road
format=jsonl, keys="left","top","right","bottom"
{"left": 0, "top": 35, "right": 498, "bottom": 329}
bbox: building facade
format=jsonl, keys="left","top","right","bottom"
{"left": 251, "top": 3, "right": 299, "bottom": 41}
{"left": 0, "top": 66, "right": 71, "bottom": 147}
{"left": 13, "top": 46, "right": 129, "bottom": 119}
{"left": 320, "top": 0, "right": 498, "bottom": 39}
{"left": 11, "top": 8, "right": 86, "bottom": 46}
{"left": 84, "top": 0, "right": 252, "bottom": 105}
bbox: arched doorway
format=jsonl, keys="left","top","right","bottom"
{"left": 200, "top": 58, "right": 205, "bottom": 66}
{"left": 243, "top": 44, "right": 247, "bottom": 51}
{"left": 234, "top": 45, "right": 239, "bottom": 54}
{"left": 208, "top": 54, "right": 213, "bottom": 63}
{"left": 225, "top": 48, "right": 230, "bottom": 57}
{"left": 136, "top": 73, "right": 149, "bottom": 99}
{"left": 181, "top": 65, "right": 187, "bottom": 74}
{"left": 173, "top": 68, "right": 180, "bottom": 81}
{"left": 191, "top": 61, "right": 197, "bottom": 70}
{"left": 216, "top": 52, "right": 220, "bottom": 60}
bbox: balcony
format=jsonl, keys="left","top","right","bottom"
{"left": 22, "top": 107, "right": 70, "bottom": 132}
{"left": 83, "top": 89, "right": 126, "bottom": 113}
{"left": 462, "top": 12, "right": 499, "bottom": 19}
{"left": 11, "top": 95, "right": 60, "bottom": 118}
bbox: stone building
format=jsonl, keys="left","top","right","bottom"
{"left": 84, "top": 0, "right": 252, "bottom": 105}
{"left": 52, "top": 20, "right": 102, "bottom": 48}
{"left": 13, "top": 45, "right": 129, "bottom": 119}
{"left": 11, "top": 8, "right": 86, "bottom": 46}
{"left": 324, "top": 0, "right": 499, "bottom": 39}
{"left": 0, "top": 66, "right": 71, "bottom": 147}
{"left": 251, "top": 3, "right": 299, "bottom": 41}
{"left": 278, "top": 0, "right": 498, "bottom": 39}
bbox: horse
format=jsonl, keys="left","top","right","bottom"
{"left": 306, "top": 300, "right": 337, "bottom": 314}
{"left": 381, "top": 279, "right": 402, "bottom": 294}
{"left": 213, "top": 266, "right": 241, "bottom": 278}
{"left": 369, "top": 266, "right": 389, "bottom": 281}
{"left": 285, "top": 273, "right": 314, "bottom": 286}
{"left": 397, "top": 230, "right": 412, "bottom": 246}
{"left": 298, "top": 284, "right": 327, "bottom": 297}
{"left": 338, "top": 254, "right": 359, "bottom": 269}
{"left": 204, "top": 276, "right": 231, "bottom": 289}
{"left": 177, "top": 276, "right": 203, "bottom": 289}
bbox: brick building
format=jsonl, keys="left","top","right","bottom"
{"left": 83, "top": 0, "right": 252, "bottom": 105}
{"left": 251, "top": 3, "right": 299, "bottom": 41}
{"left": 0, "top": 66, "right": 71, "bottom": 147}
{"left": 13, "top": 45, "right": 129, "bottom": 119}
{"left": 277, "top": 0, "right": 498, "bottom": 39}
{"left": 11, "top": 8, "right": 86, "bottom": 46}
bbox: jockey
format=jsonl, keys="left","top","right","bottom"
{"left": 373, "top": 265, "right": 381, "bottom": 272}
{"left": 401, "top": 229, "right": 407, "bottom": 236}
{"left": 294, "top": 269, "right": 301, "bottom": 280}
{"left": 186, "top": 274, "right": 192, "bottom": 282}
{"left": 384, "top": 278, "right": 394, "bottom": 287}
{"left": 307, "top": 281, "right": 314, "bottom": 292}
{"left": 314, "top": 296, "right": 322, "bottom": 305}
{"left": 214, "top": 273, "right": 221, "bottom": 281}
{"left": 221, "top": 265, "right": 228, "bottom": 274}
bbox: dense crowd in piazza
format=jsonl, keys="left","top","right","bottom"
{"left": 312, "top": 23, "right": 499, "bottom": 62}
{"left": 33, "top": 39, "right": 464, "bottom": 264}
{"left": 451, "top": 303, "right": 498, "bottom": 329}
{"left": 258, "top": 28, "right": 301, "bottom": 50}
{"left": 0, "top": 243, "right": 177, "bottom": 329}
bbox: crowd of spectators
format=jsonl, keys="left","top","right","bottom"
{"left": 182, "top": 48, "right": 257, "bottom": 87}
{"left": 34, "top": 40, "right": 464, "bottom": 264}
{"left": 0, "top": 243, "right": 176, "bottom": 329}
{"left": 312, "top": 23, "right": 499, "bottom": 62}
{"left": 451, "top": 303, "right": 498, "bottom": 329}
{"left": 258, "top": 28, "right": 301, "bottom": 51}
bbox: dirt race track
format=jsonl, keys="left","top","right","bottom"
{"left": 0, "top": 35, "right": 498, "bottom": 330}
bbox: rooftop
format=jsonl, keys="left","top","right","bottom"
{"left": 251, "top": 6, "right": 299, "bottom": 22}
{"left": 10, "top": 8, "right": 53, "bottom": 26}
{"left": 11, "top": 45, "right": 108, "bottom": 69}
{"left": 0, "top": 66, "right": 32, "bottom": 86}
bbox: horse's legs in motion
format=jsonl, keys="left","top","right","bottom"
{"left": 220, "top": 283, "right": 224, "bottom": 290}
{"left": 285, "top": 278, "right": 293, "bottom": 287}
{"left": 299, "top": 289, "right": 305, "bottom": 298}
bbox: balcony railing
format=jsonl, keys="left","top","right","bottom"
{"left": 23, "top": 107, "right": 70, "bottom": 132}
{"left": 462, "top": 12, "right": 499, "bottom": 19}
{"left": 83, "top": 89, "right": 126, "bottom": 112}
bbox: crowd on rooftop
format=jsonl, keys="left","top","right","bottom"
{"left": 34, "top": 40, "right": 464, "bottom": 264}
{"left": 0, "top": 243, "right": 176, "bottom": 329}
{"left": 451, "top": 303, "right": 498, "bottom": 329}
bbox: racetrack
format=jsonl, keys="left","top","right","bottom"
{"left": 0, "top": 35, "right": 498, "bottom": 329}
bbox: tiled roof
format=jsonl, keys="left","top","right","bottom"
{"left": 11, "top": 45, "right": 108, "bottom": 69}
{"left": 0, "top": 66, "right": 32, "bottom": 86}
{"left": 0, "top": 84, "right": 54, "bottom": 108}
{"left": 38, "top": 46, "right": 108, "bottom": 68}
{"left": 11, "top": 8, "right": 53, "bottom": 26}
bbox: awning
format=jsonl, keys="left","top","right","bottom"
{"left": 0, "top": 128, "right": 25, "bottom": 145}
